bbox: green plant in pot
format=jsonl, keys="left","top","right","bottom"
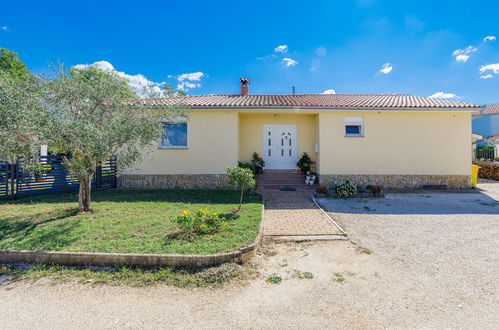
{"left": 251, "top": 152, "right": 265, "bottom": 174}
{"left": 296, "top": 152, "right": 312, "bottom": 175}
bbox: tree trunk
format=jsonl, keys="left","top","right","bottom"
{"left": 78, "top": 175, "right": 92, "bottom": 213}
{"left": 238, "top": 186, "right": 244, "bottom": 212}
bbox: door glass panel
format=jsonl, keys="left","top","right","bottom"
{"left": 281, "top": 149, "right": 283, "bottom": 156}
{"left": 268, "top": 149, "right": 271, "bottom": 157}
{"left": 281, "top": 139, "right": 283, "bottom": 146}
{"left": 268, "top": 138, "right": 271, "bottom": 146}
{"left": 289, "top": 149, "right": 291, "bottom": 156}
{"left": 289, "top": 139, "right": 291, "bottom": 146}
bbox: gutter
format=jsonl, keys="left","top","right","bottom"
{"left": 135, "top": 105, "right": 480, "bottom": 112}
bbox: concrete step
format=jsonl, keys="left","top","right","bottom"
{"left": 258, "top": 184, "right": 318, "bottom": 190}
{"left": 256, "top": 179, "right": 305, "bottom": 185}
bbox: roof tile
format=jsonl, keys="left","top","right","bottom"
{"left": 132, "top": 94, "right": 479, "bottom": 109}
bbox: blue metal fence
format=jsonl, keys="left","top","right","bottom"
{"left": 0, "top": 156, "right": 116, "bottom": 200}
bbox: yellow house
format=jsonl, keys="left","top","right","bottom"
{"left": 119, "top": 78, "right": 479, "bottom": 189}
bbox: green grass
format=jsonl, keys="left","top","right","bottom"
{"left": 266, "top": 275, "right": 282, "bottom": 284}
{"left": 0, "top": 189, "right": 262, "bottom": 255}
{"left": 0, "top": 263, "right": 250, "bottom": 287}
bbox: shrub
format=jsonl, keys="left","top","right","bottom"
{"left": 238, "top": 161, "right": 256, "bottom": 174}
{"left": 336, "top": 181, "right": 358, "bottom": 198}
{"left": 226, "top": 166, "right": 256, "bottom": 212}
{"left": 251, "top": 152, "right": 265, "bottom": 168}
{"left": 173, "top": 209, "right": 227, "bottom": 234}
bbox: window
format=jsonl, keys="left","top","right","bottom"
{"left": 344, "top": 117, "right": 364, "bottom": 137}
{"left": 159, "top": 123, "right": 187, "bottom": 148}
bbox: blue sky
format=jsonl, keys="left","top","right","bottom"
{"left": 1, "top": 0, "right": 498, "bottom": 104}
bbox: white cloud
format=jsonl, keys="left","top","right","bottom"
{"left": 452, "top": 46, "right": 477, "bottom": 62}
{"left": 479, "top": 63, "right": 499, "bottom": 79}
{"left": 1, "top": 26, "right": 10, "bottom": 32}
{"left": 379, "top": 63, "right": 393, "bottom": 74}
{"left": 177, "top": 72, "right": 204, "bottom": 82}
{"left": 455, "top": 54, "right": 470, "bottom": 63}
{"left": 282, "top": 58, "right": 298, "bottom": 67}
{"left": 274, "top": 45, "right": 288, "bottom": 53}
{"left": 72, "top": 61, "right": 166, "bottom": 97}
{"left": 428, "top": 92, "right": 457, "bottom": 99}
{"left": 175, "top": 71, "right": 205, "bottom": 91}
{"left": 484, "top": 36, "right": 496, "bottom": 42}
{"left": 323, "top": 89, "right": 336, "bottom": 94}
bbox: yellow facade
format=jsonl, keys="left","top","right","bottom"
{"left": 122, "top": 111, "right": 238, "bottom": 174}
{"left": 318, "top": 111, "right": 471, "bottom": 175}
{"left": 238, "top": 112, "right": 318, "bottom": 163}
{"left": 123, "top": 109, "right": 472, "bottom": 176}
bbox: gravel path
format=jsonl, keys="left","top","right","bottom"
{"left": 1, "top": 182, "right": 498, "bottom": 329}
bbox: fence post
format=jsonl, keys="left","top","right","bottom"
{"left": 9, "top": 162, "right": 15, "bottom": 199}
{"left": 95, "top": 163, "right": 102, "bottom": 189}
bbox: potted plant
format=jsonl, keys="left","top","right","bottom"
{"left": 296, "top": 152, "right": 312, "bottom": 175}
{"left": 251, "top": 152, "right": 265, "bottom": 174}
{"left": 316, "top": 185, "right": 328, "bottom": 197}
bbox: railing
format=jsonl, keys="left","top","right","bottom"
{"left": 475, "top": 148, "right": 495, "bottom": 161}
{"left": 0, "top": 156, "right": 117, "bottom": 200}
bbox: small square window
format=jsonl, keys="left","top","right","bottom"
{"left": 159, "top": 123, "right": 187, "bottom": 148}
{"left": 345, "top": 125, "right": 361, "bottom": 135}
{"left": 344, "top": 117, "right": 364, "bottom": 137}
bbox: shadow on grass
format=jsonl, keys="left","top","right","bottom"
{"left": 0, "top": 190, "right": 262, "bottom": 206}
{"left": 0, "top": 208, "right": 81, "bottom": 250}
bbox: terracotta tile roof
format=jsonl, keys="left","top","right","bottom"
{"left": 473, "top": 104, "right": 499, "bottom": 117}
{"left": 132, "top": 94, "right": 479, "bottom": 110}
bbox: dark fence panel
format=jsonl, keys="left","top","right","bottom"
{"left": 0, "top": 162, "right": 10, "bottom": 199}
{"left": 0, "top": 156, "right": 116, "bottom": 200}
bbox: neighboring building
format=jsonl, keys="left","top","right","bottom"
{"left": 472, "top": 104, "right": 499, "bottom": 139}
{"left": 119, "top": 78, "right": 479, "bottom": 189}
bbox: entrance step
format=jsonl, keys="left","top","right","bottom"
{"left": 255, "top": 169, "right": 318, "bottom": 190}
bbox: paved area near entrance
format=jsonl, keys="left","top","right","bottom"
{"left": 259, "top": 189, "right": 344, "bottom": 237}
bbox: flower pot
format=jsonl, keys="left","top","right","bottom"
{"left": 255, "top": 166, "right": 263, "bottom": 174}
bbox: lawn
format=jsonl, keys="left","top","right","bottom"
{"left": 0, "top": 189, "right": 262, "bottom": 255}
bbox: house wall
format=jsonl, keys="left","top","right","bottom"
{"left": 238, "top": 113, "right": 318, "bottom": 163}
{"left": 318, "top": 111, "right": 472, "bottom": 188}
{"left": 119, "top": 108, "right": 473, "bottom": 189}
{"left": 120, "top": 111, "right": 238, "bottom": 188}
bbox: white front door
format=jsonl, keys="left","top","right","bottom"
{"left": 262, "top": 125, "right": 298, "bottom": 169}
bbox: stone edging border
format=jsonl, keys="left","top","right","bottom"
{"left": 0, "top": 205, "right": 265, "bottom": 269}
{"left": 310, "top": 193, "right": 348, "bottom": 236}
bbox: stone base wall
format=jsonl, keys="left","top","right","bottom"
{"left": 118, "top": 174, "right": 231, "bottom": 189}
{"left": 319, "top": 174, "right": 471, "bottom": 189}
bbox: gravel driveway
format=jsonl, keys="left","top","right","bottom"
{"left": 1, "top": 181, "right": 498, "bottom": 329}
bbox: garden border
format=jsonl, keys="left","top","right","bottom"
{"left": 0, "top": 206, "right": 265, "bottom": 269}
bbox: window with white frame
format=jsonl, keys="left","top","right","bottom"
{"left": 159, "top": 123, "right": 188, "bottom": 148}
{"left": 344, "top": 117, "right": 364, "bottom": 137}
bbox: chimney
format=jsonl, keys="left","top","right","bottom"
{"left": 240, "top": 78, "right": 250, "bottom": 95}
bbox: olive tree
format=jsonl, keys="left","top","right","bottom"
{"left": 38, "top": 64, "right": 188, "bottom": 213}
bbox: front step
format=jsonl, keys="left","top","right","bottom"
{"left": 255, "top": 170, "right": 318, "bottom": 190}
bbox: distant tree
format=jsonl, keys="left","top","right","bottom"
{"left": 0, "top": 48, "right": 32, "bottom": 79}
{"left": 0, "top": 49, "right": 42, "bottom": 161}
